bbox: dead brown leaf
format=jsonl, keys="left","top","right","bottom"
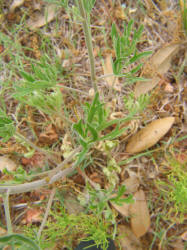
{"left": 129, "top": 190, "right": 150, "bottom": 238}
{"left": 0, "top": 44, "right": 4, "bottom": 54}
{"left": 39, "top": 124, "right": 58, "bottom": 145}
{"left": 114, "top": 6, "right": 126, "bottom": 20}
{"left": 123, "top": 175, "right": 140, "bottom": 193}
{"left": 103, "top": 55, "right": 121, "bottom": 91}
{"left": 23, "top": 208, "right": 42, "bottom": 224}
{"left": 0, "top": 156, "right": 16, "bottom": 172}
{"left": 27, "top": 4, "right": 57, "bottom": 30}
{"left": 21, "top": 152, "right": 45, "bottom": 168}
{"left": 9, "top": 0, "right": 25, "bottom": 13}
{"left": 126, "top": 117, "right": 175, "bottom": 153}
{"left": 135, "top": 43, "right": 179, "bottom": 97}
{"left": 118, "top": 225, "right": 143, "bottom": 250}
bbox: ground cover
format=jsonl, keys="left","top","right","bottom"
{"left": 0, "top": 0, "right": 186, "bottom": 249}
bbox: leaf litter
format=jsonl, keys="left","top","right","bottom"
{"left": 126, "top": 117, "right": 175, "bottom": 153}
{"left": 129, "top": 189, "right": 150, "bottom": 238}
{"left": 135, "top": 43, "right": 180, "bottom": 97}
{"left": 26, "top": 4, "right": 57, "bottom": 30}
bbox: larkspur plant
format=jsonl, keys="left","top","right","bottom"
{"left": 111, "top": 20, "right": 152, "bottom": 83}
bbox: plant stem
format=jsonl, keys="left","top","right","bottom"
{"left": 77, "top": 0, "right": 98, "bottom": 92}
{"left": 37, "top": 188, "right": 56, "bottom": 239}
{"left": 0, "top": 147, "right": 81, "bottom": 195}
{"left": 0, "top": 164, "right": 74, "bottom": 195}
{"left": 3, "top": 190, "right": 13, "bottom": 234}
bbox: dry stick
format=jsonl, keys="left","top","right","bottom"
{"left": 0, "top": 164, "right": 74, "bottom": 195}
{"left": 3, "top": 189, "right": 13, "bottom": 234}
{"left": 77, "top": 0, "right": 98, "bottom": 93}
{"left": 37, "top": 188, "right": 56, "bottom": 239}
{"left": 48, "top": 146, "right": 82, "bottom": 176}
{"left": 0, "top": 147, "right": 82, "bottom": 195}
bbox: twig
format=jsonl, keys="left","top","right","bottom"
{"left": 48, "top": 146, "right": 82, "bottom": 176}
{"left": 0, "top": 164, "right": 74, "bottom": 195}
{"left": 3, "top": 189, "right": 13, "bottom": 234}
{"left": 77, "top": 0, "right": 98, "bottom": 92}
{"left": 0, "top": 147, "right": 82, "bottom": 195}
{"left": 37, "top": 188, "right": 56, "bottom": 239}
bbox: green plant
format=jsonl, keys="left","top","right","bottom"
{"left": 0, "top": 109, "right": 15, "bottom": 142}
{"left": 24, "top": 205, "right": 112, "bottom": 250}
{"left": 124, "top": 92, "right": 150, "bottom": 115}
{"left": 180, "top": 0, "right": 187, "bottom": 35}
{"left": 73, "top": 92, "right": 133, "bottom": 163}
{"left": 156, "top": 154, "right": 187, "bottom": 223}
{"left": 0, "top": 234, "right": 40, "bottom": 250}
{"left": 111, "top": 19, "right": 152, "bottom": 83}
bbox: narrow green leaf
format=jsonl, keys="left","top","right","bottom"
{"left": 87, "top": 123, "right": 98, "bottom": 142}
{"left": 134, "top": 24, "right": 144, "bottom": 40}
{"left": 83, "top": 0, "right": 96, "bottom": 13}
{"left": 0, "top": 110, "right": 15, "bottom": 142}
{"left": 130, "top": 63, "right": 143, "bottom": 74}
{"left": 129, "top": 51, "right": 152, "bottom": 64}
{"left": 100, "top": 126, "right": 127, "bottom": 141}
{"left": 19, "top": 71, "right": 35, "bottom": 82}
{"left": 127, "top": 19, "right": 134, "bottom": 38}
{"left": 87, "top": 92, "right": 100, "bottom": 123}
{"left": 79, "top": 138, "right": 88, "bottom": 148}
{"left": 73, "top": 120, "right": 85, "bottom": 138}
{"left": 111, "top": 23, "right": 118, "bottom": 40}
{"left": 0, "top": 234, "right": 40, "bottom": 250}
{"left": 75, "top": 147, "right": 89, "bottom": 165}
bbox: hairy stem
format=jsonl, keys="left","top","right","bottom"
{"left": 3, "top": 190, "right": 13, "bottom": 234}
{"left": 0, "top": 147, "right": 81, "bottom": 195}
{"left": 0, "top": 164, "right": 75, "bottom": 195}
{"left": 77, "top": 0, "right": 98, "bottom": 92}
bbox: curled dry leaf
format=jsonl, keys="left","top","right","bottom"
{"left": 23, "top": 208, "right": 42, "bottom": 225}
{"left": 123, "top": 175, "right": 140, "bottom": 193}
{"left": 118, "top": 225, "right": 142, "bottom": 250}
{"left": 0, "top": 156, "right": 16, "bottom": 172}
{"left": 135, "top": 43, "right": 179, "bottom": 97}
{"left": 39, "top": 124, "right": 58, "bottom": 145}
{"left": 126, "top": 117, "right": 175, "bottom": 153}
{"left": 103, "top": 55, "right": 121, "bottom": 91}
{"left": 129, "top": 190, "right": 150, "bottom": 238}
{"left": 27, "top": 4, "right": 57, "bottom": 30}
{"left": 9, "top": 0, "right": 25, "bottom": 13}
